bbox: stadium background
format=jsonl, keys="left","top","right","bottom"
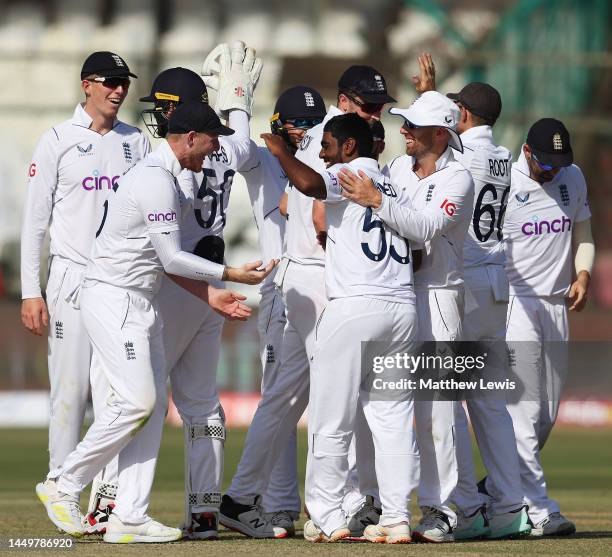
{"left": 0, "top": 0, "right": 610, "bottom": 428}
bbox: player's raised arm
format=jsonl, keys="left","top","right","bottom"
{"left": 261, "top": 133, "right": 326, "bottom": 198}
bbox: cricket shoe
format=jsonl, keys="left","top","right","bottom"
{"left": 265, "top": 510, "right": 299, "bottom": 537}
{"left": 103, "top": 514, "right": 182, "bottom": 543}
{"left": 454, "top": 506, "right": 491, "bottom": 540}
{"left": 530, "top": 512, "right": 575, "bottom": 537}
{"left": 83, "top": 501, "right": 115, "bottom": 535}
{"left": 36, "top": 479, "right": 84, "bottom": 538}
{"left": 364, "top": 522, "right": 411, "bottom": 544}
{"left": 489, "top": 505, "right": 531, "bottom": 539}
{"left": 413, "top": 507, "right": 454, "bottom": 543}
{"left": 303, "top": 520, "right": 350, "bottom": 542}
{"left": 219, "top": 495, "right": 287, "bottom": 538}
{"left": 347, "top": 495, "right": 382, "bottom": 538}
{"left": 184, "top": 512, "right": 218, "bottom": 540}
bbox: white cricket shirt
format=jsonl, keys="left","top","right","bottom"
{"left": 321, "top": 157, "right": 415, "bottom": 303}
{"left": 454, "top": 126, "right": 512, "bottom": 268}
{"left": 285, "top": 105, "right": 343, "bottom": 266}
{"left": 21, "top": 103, "right": 150, "bottom": 298}
{"left": 175, "top": 111, "right": 252, "bottom": 252}
{"left": 503, "top": 150, "right": 591, "bottom": 297}
{"left": 383, "top": 147, "right": 474, "bottom": 289}
{"left": 239, "top": 142, "right": 286, "bottom": 291}
{"left": 84, "top": 140, "right": 186, "bottom": 296}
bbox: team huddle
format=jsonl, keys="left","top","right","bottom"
{"left": 20, "top": 42, "right": 595, "bottom": 544}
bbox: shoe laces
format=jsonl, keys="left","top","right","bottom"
{"left": 420, "top": 507, "right": 449, "bottom": 530}
{"left": 270, "top": 511, "right": 292, "bottom": 526}
{"left": 352, "top": 497, "right": 379, "bottom": 521}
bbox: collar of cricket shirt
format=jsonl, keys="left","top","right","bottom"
{"left": 72, "top": 102, "right": 119, "bottom": 130}
{"left": 156, "top": 139, "right": 183, "bottom": 178}
{"left": 460, "top": 125, "right": 493, "bottom": 146}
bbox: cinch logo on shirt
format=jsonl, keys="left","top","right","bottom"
{"left": 82, "top": 171, "right": 120, "bottom": 191}
{"left": 521, "top": 216, "right": 571, "bottom": 236}
{"left": 148, "top": 211, "right": 177, "bottom": 222}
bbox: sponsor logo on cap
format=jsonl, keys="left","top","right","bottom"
{"left": 304, "top": 92, "right": 314, "bottom": 107}
{"left": 553, "top": 132, "right": 563, "bottom": 151}
{"left": 111, "top": 54, "right": 125, "bottom": 67}
{"left": 444, "top": 115, "right": 453, "bottom": 124}
{"left": 155, "top": 92, "right": 180, "bottom": 102}
{"left": 374, "top": 75, "right": 384, "bottom": 91}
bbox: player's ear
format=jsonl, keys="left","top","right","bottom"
{"left": 82, "top": 79, "right": 91, "bottom": 98}
{"left": 344, "top": 137, "right": 357, "bottom": 156}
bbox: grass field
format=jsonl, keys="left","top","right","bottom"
{"left": 1, "top": 426, "right": 611, "bottom": 556}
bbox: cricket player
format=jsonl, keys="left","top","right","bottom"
{"left": 220, "top": 66, "right": 397, "bottom": 539}
{"left": 21, "top": 51, "right": 149, "bottom": 519}
{"left": 339, "top": 91, "right": 474, "bottom": 542}
{"left": 503, "top": 118, "right": 593, "bottom": 536}
{"left": 234, "top": 85, "right": 327, "bottom": 535}
{"left": 411, "top": 54, "right": 531, "bottom": 538}
{"left": 262, "top": 113, "right": 420, "bottom": 543}
{"left": 86, "top": 42, "right": 266, "bottom": 540}
{"left": 35, "top": 101, "right": 274, "bottom": 542}
{"left": 445, "top": 81, "right": 531, "bottom": 539}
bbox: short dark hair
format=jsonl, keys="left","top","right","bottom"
{"left": 323, "top": 113, "right": 373, "bottom": 157}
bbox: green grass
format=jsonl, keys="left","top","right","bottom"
{"left": 0, "top": 427, "right": 611, "bottom": 556}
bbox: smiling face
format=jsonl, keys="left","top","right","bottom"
{"left": 184, "top": 131, "right": 220, "bottom": 172}
{"left": 82, "top": 76, "right": 129, "bottom": 121}
{"left": 400, "top": 123, "right": 436, "bottom": 158}
{"left": 319, "top": 131, "right": 344, "bottom": 168}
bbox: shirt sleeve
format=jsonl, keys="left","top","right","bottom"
{"left": 225, "top": 109, "right": 252, "bottom": 170}
{"left": 373, "top": 170, "right": 474, "bottom": 243}
{"left": 20, "top": 129, "right": 59, "bottom": 299}
{"left": 319, "top": 164, "right": 344, "bottom": 203}
{"left": 134, "top": 168, "right": 181, "bottom": 233}
{"left": 573, "top": 167, "right": 592, "bottom": 222}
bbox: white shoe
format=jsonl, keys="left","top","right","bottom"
{"left": 413, "top": 507, "right": 454, "bottom": 543}
{"left": 36, "top": 480, "right": 84, "bottom": 538}
{"left": 303, "top": 519, "right": 350, "bottom": 543}
{"left": 530, "top": 512, "right": 575, "bottom": 537}
{"left": 364, "top": 522, "right": 411, "bottom": 544}
{"left": 103, "top": 514, "right": 182, "bottom": 543}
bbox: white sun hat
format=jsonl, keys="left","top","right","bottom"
{"left": 389, "top": 91, "right": 463, "bottom": 152}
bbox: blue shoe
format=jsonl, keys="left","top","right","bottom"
{"left": 454, "top": 506, "right": 491, "bottom": 540}
{"left": 489, "top": 506, "right": 532, "bottom": 539}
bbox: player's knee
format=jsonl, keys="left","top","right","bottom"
{"left": 130, "top": 386, "right": 157, "bottom": 419}
{"left": 312, "top": 432, "right": 351, "bottom": 457}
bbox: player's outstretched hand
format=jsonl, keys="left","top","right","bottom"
{"left": 21, "top": 297, "right": 49, "bottom": 336}
{"left": 260, "top": 133, "right": 290, "bottom": 158}
{"left": 568, "top": 271, "right": 589, "bottom": 312}
{"left": 339, "top": 168, "right": 382, "bottom": 208}
{"left": 225, "top": 259, "right": 278, "bottom": 285}
{"left": 411, "top": 52, "right": 436, "bottom": 94}
{"left": 207, "top": 286, "right": 252, "bottom": 321}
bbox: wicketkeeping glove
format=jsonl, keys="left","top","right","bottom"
{"left": 201, "top": 40, "right": 263, "bottom": 118}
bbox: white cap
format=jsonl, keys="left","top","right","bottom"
{"left": 389, "top": 91, "right": 463, "bottom": 152}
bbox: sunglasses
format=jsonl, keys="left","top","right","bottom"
{"left": 285, "top": 118, "right": 323, "bottom": 129}
{"left": 531, "top": 152, "right": 556, "bottom": 172}
{"left": 92, "top": 76, "right": 131, "bottom": 89}
{"left": 401, "top": 120, "right": 423, "bottom": 130}
{"left": 341, "top": 92, "right": 384, "bottom": 114}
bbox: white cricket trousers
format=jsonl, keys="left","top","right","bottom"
{"left": 257, "top": 286, "right": 300, "bottom": 513}
{"left": 53, "top": 282, "right": 167, "bottom": 524}
{"left": 158, "top": 276, "right": 226, "bottom": 516}
{"left": 506, "top": 295, "right": 568, "bottom": 524}
{"left": 306, "top": 297, "right": 419, "bottom": 537}
{"left": 227, "top": 260, "right": 325, "bottom": 504}
{"left": 46, "top": 258, "right": 103, "bottom": 476}
{"left": 453, "top": 267, "right": 524, "bottom": 516}
{"left": 414, "top": 287, "right": 462, "bottom": 527}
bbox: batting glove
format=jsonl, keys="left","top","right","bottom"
{"left": 201, "top": 40, "right": 263, "bottom": 118}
